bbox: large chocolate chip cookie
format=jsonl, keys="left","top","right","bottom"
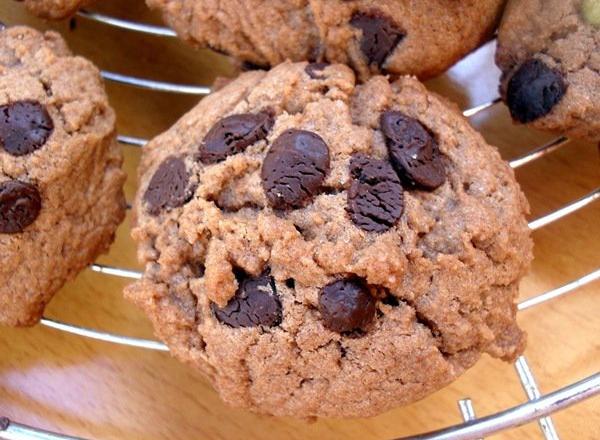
{"left": 126, "top": 62, "right": 532, "bottom": 418}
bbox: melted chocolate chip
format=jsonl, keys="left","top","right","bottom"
{"left": 506, "top": 59, "right": 567, "bottom": 123}
{"left": 305, "top": 62, "right": 329, "bottom": 79}
{"left": 347, "top": 153, "right": 404, "bottom": 233}
{"left": 319, "top": 277, "right": 376, "bottom": 333}
{"left": 212, "top": 273, "right": 282, "bottom": 328}
{"left": 350, "top": 12, "right": 404, "bottom": 67}
{"left": 144, "top": 156, "right": 194, "bottom": 215}
{"left": 380, "top": 111, "right": 445, "bottom": 190}
{"left": 0, "top": 180, "right": 41, "bottom": 233}
{"left": 200, "top": 112, "right": 274, "bottom": 164}
{"left": 261, "top": 129, "right": 330, "bottom": 209}
{"left": 0, "top": 100, "right": 54, "bottom": 156}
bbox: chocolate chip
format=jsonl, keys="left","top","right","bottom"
{"left": 212, "top": 273, "right": 282, "bottom": 328}
{"left": 0, "top": 180, "right": 41, "bottom": 234}
{"left": 144, "top": 156, "right": 194, "bottom": 215}
{"left": 347, "top": 153, "right": 404, "bottom": 233}
{"left": 305, "top": 62, "right": 329, "bottom": 79}
{"left": 0, "top": 100, "right": 54, "bottom": 156}
{"left": 261, "top": 129, "right": 330, "bottom": 209}
{"left": 0, "top": 22, "right": 6, "bottom": 31}
{"left": 350, "top": 12, "right": 404, "bottom": 67}
{"left": 200, "top": 112, "right": 274, "bottom": 164}
{"left": 380, "top": 111, "right": 445, "bottom": 190}
{"left": 506, "top": 59, "right": 567, "bottom": 123}
{"left": 241, "top": 61, "right": 269, "bottom": 71}
{"left": 319, "top": 277, "right": 376, "bottom": 333}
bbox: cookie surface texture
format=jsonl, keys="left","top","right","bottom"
{"left": 127, "top": 62, "right": 532, "bottom": 418}
{"left": 0, "top": 26, "right": 126, "bottom": 326}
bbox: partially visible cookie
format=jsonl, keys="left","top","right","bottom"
{"left": 19, "top": 0, "right": 90, "bottom": 20}
{"left": 496, "top": 0, "right": 600, "bottom": 141}
{"left": 126, "top": 61, "right": 532, "bottom": 418}
{"left": 0, "top": 26, "right": 126, "bottom": 326}
{"left": 147, "top": 0, "right": 506, "bottom": 80}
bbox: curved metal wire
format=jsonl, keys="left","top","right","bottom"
{"left": 528, "top": 188, "right": 599, "bottom": 231}
{"left": 0, "top": 417, "right": 85, "bottom": 440}
{"left": 77, "top": 9, "right": 176, "bottom": 37}
{"left": 39, "top": 318, "right": 167, "bottom": 351}
{"left": 40, "top": 266, "right": 600, "bottom": 354}
{"left": 101, "top": 70, "right": 211, "bottom": 95}
{"left": 399, "top": 371, "right": 600, "bottom": 440}
{"left": 518, "top": 268, "right": 600, "bottom": 310}
{"left": 509, "top": 136, "right": 570, "bottom": 168}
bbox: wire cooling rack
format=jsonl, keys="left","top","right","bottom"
{"left": 1, "top": 7, "right": 599, "bottom": 440}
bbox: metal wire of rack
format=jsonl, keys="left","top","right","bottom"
{"left": 1, "top": 8, "right": 599, "bottom": 440}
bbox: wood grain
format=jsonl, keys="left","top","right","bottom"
{"left": 0, "top": 2, "right": 598, "bottom": 439}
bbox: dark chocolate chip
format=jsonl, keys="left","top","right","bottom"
{"left": 0, "top": 21, "right": 6, "bottom": 31}
{"left": 241, "top": 61, "right": 269, "bottom": 71}
{"left": 200, "top": 112, "right": 274, "bottom": 164}
{"left": 506, "top": 59, "right": 567, "bottom": 123}
{"left": 350, "top": 12, "right": 404, "bottom": 67}
{"left": 0, "top": 100, "right": 54, "bottom": 156}
{"left": 0, "top": 180, "right": 41, "bottom": 234}
{"left": 212, "top": 273, "right": 282, "bottom": 328}
{"left": 144, "top": 156, "right": 194, "bottom": 215}
{"left": 380, "top": 111, "right": 445, "bottom": 190}
{"left": 319, "top": 277, "right": 376, "bottom": 333}
{"left": 261, "top": 129, "right": 330, "bottom": 209}
{"left": 305, "top": 62, "right": 329, "bottom": 79}
{"left": 347, "top": 153, "right": 404, "bottom": 233}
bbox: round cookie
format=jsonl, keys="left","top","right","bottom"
{"left": 147, "top": 0, "right": 506, "bottom": 80}
{"left": 0, "top": 26, "right": 126, "bottom": 326}
{"left": 496, "top": 0, "right": 600, "bottom": 141}
{"left": 126, "top": 62, "right": 532, "bottom": 418}
{"left": 18, "top": 0, "right": 90, "bottom": 20}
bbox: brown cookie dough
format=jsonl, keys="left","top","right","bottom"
{"left": 0, "top": 26, "right": 126, "bottom": 326}
{"left": 496, "top": 0, "right": 600, "bottom": 141}
{"left": 126, "top": 62, "right": 532, "bottom": 418}
{"left": 19, "top": 0, "right": 91, "bottom": 20}
{"left": 147, "top": 0, "right": 506, "bottom": 80}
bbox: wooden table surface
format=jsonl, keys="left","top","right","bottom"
{"left": 1, "top": 2, "right": 598, "bottom": 439}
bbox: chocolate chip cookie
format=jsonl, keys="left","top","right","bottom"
{"left": 126, "top": 62, "right": 532, "bottom": 418}
{"left": 147, "top": 0, "right": 506, "bottom": 80}
{"left": 19, "top": 0, "right": 90, "bottom": 20}
{"left": 0, "top": 26, "right": 126, "bottom": 326}
{"left": 496, "top": 0, "right": 600, "bottom": 141}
